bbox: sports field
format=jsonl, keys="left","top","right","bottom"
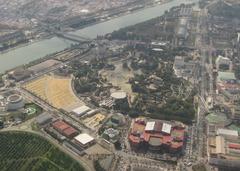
{"left": 0, "top": 131, "right": 85, "bottom": 171}
{"left": 23, "top": 75, "right": 84, "bottom": 111}
{"left": 205, "top": 112, "right": 228, "bottom": 124}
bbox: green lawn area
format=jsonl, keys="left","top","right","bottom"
{"left": 24, "top": 103, "right": 43, "bottom": 117}
{"left": 205, "top": 112, "right": 227, "bottom": 124}
{"left": 228, "top": 124, "right": 240, "bottom": 133}
{"left": 0, "top": 131, "right": 85, "bottom": 171}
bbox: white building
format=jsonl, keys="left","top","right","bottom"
{"left": 72, "top": 105, "right": 91, "bottom": 117}
{"left": 173, "top": 56, "right": 185, "bottom": 78}
{"left": 162, "top": 123, "right": 172, "bottom": 134}
{"left": 74, "top": 133, "right": 95, "bottom": 148}
{"left": 217, "top": 128, "right": 238, "bottom": 138}
{"left": 145, "top": 121, "right": 155, "bottom": 131}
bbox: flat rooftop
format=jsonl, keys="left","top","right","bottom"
{"left": 74, "top": 133, "right": 94, "bottom": 145}
{"left": 72, "top": 105, "right": 90, "bottom": 115}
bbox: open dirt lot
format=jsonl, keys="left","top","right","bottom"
{"left": 23, "top": 75, "right": 84, "bottom": 111}
{"left": 100, "top": 62, "right": 134, "bottom": 94}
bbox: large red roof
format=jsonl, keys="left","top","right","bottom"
{"left": 129, "top": 135, "right": 140, "bottom": 144}
{"left": 52, "top": 120, "right": 70, "bottom": 131}
{"left": 63, "top": 127, "right": 77, "bottom": 137}
{"left": 171, "top": 142, "right": 183, "bottom": 149}
{"left": 132, "top": 122, "right": 145, "bottom": 135}
{"left": 229, "top": 143, "right": 240, "bottom": 150}
{"left": 163, "top": 136, "right": 173, "bottom": 144}
{"left": 129, "top": 119, "right": 185, "bottom": 150}
{"left": 52, "top": 120, "right": 78, "bottom": 137}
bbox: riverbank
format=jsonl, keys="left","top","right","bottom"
{"left": 0, "top": 0, "right": 198, "bottom": 74}
{"left": 0, "top": 0, "right": 172, "bottom": 56}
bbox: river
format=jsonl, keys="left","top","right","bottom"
{"left": 0, "top": 0, "right": 198, "bottom": 73}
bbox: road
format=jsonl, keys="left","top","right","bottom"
{"left": 180, "top": 3, "right": 214, "bottom": 169}
{"left": 115, "top": 151, "right": 172, "bottom": 171}
{"left": 193, "top": 0, "right": 221, "bottom": 163}
{"left": 18, "top": 86, "right": 93, "bottom": 135}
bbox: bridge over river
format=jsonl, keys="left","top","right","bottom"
{"left": 0, "top": 0, "right": 198, "bottom": 73}
{"left": 55, "top": 32, "right": 92, "bottom": 43}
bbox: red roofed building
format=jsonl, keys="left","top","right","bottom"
{"left": 228, "top": 143, "right": 240, "bottom": 150}
{"left": 63, "top": 127, "right": 78, "bottom": 138}
{"left": 52, "top": 120, "right": 78, "bottom": 138}
{"left": 154, "top": 121, "right": 163, "bottom": 132}
{"left": 129, "top": 119, "right": 186, "bottom": 153}
{"left": 170, "top": 142, "right": 184, "bottom": 153}
{"left": 52, "top": 120, "right": 69, "bottom": 132}
{"left": 129, "top": 120, "right": 146, "bottom": 148}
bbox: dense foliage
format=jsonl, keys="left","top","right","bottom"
{"left": 70, "top": 58, "right": 115, "bottom": 94}
{"left": 149, "top": 97, "right": 195, "bottom": 124}
{"left": 0, "top": 132, "right": 85, "bottom": 171}
{"left": 71, "top": 60, "right": 99, "bottom": 94}
{"left": 110, "top": 12, "right": 174, "bottom": 42}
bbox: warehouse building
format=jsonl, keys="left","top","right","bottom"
{"left": 8, "top": 68, "right": 32, "bottom": 82}
{"left": 72, "top": 105, "right": 91, "bottom": 117}
{"left": 74, "top": 133, "right": 95, "bottom": 148}
{"left": 52, "top": 120, "right": 78, "bottom": 138}
{"left": 36, "top": 113, "right": 52, "bottom": 126}
{"left": 217, "top": 128, "right": 238, "bottom": 139}
{"left": 208, "top": 134, "right": 240, "bottom": 169}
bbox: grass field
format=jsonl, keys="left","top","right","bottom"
{"left": 24, "top": 103, "right": 42, "bottom": 117}
{"left": 23, "top": 75, "right": 83, "bottom": 111}
{"left": 0, "top": 131, "right": 85, "bottom": 171}
{"left": 205, "top": 112, "right": 228, "bottom": 124}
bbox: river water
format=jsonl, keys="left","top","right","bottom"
{"left": 0, "top": 0, "right": 198, "bottom": 73}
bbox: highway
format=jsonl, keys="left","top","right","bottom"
{"left": 181, "top": 3, "right": 213, "bottom": 169}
